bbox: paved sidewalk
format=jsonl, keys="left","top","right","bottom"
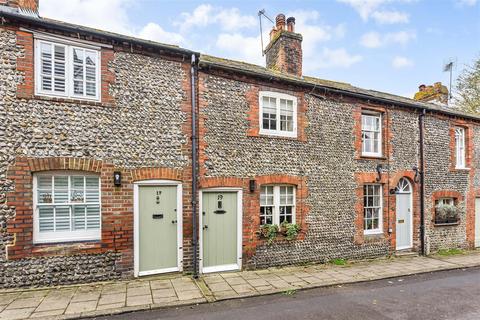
{"left": 0, "top": 251, "right": 479, "bottom": 320}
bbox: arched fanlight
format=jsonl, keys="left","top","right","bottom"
{"left": 396, "top": 178, "right": 411, "bottom": 193}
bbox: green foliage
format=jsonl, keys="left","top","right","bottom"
{"left": 455, "top": 56, "right": 480, "bottom": 114}
{"left": 437, "top": 248, "right": 464, "bottom": 256}
{"left": 281, "top": 222, "right": 301, "bottom": 241}
{"left": 260, "top": 224, "right": 279, "bottom": 245}
{"left": 331, "top": 258, "right": 347, "bottom": 266}
{"left": 282, "top": 289, "right": 297, "bottom": 296}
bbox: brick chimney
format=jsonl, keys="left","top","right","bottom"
{"left": 0, "top": 0, "right": 39, "bottom": 14}
{"left": 265, "top": 14, "right": 303, "bottom": 77}
{"left": 413, "top": 82, "right": 449, "bottom": 105}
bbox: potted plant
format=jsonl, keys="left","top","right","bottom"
{"left": 259, "top": 224, "right": 279, "bottom": 245}
{"left": 280, "top": 221, "right": 301, "bottom": 241}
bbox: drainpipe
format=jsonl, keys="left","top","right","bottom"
{"left": 419, "top": 109, "right": 426, "bottom": 255}
{"left": 191, "top": 54, "right": 199, "bottom": 278}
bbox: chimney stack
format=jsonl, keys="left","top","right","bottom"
{"left": 413, "top": 82, "right": 449, "bottom": 105}
{"left": 0, "top": 0, "right": 39, "bottom": 14}
{"left": 265, "top": 13, "right": 303, "bottom": 77}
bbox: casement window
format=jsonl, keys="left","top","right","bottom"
{"left": 259, "top": 91, "right": 297, "bottom": 138}
{"left": 35, "top": 39, "right": 100, "bottom": 101}
{"left": 363, "top": 184, "right": 383, "bottom": 234}
{"left": 260, "top": 185, "right": 295, "bottom": 225}
{"left": 33, "top": 172, "right": 101, "bottom": 243}
{"left": 455, "top": 127, "right": 466, "bottom": 169}
{"left": 361, "top": 113, "right": 382, "bottom": 157}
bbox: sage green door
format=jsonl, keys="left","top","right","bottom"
{"left": 202, "top": 192, "right": 238, "bottom": 271}
{"left": 139, "top": 185, "right": 178, "bottom": 274}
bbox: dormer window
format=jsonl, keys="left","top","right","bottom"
{"left": 259, "top": 91, "right": 297, "bottom": 138}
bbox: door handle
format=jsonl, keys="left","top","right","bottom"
{"left": 203, "top": 225, "right": 208, "bottom": 230}
{"left": 171, "top": 220, "right": 177, "bottom": 224}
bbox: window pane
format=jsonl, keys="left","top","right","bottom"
{"left": 73, "top": 205, "right": 86, "bottom": 230}
{"left": 74, "top": 80, "right": 84, "bottom": 95}
{"left": 86, "top": 177, "right": 100, "bottom": 203}
{"left": 55, "top": 206, "right": 70, "bottom": 231}
{"left": 85, "top": 51, "right": 96, "bottom": 66}
{"left": 86, "top": 82, "right": 96, "bottom": 97}
{"left": 86, "top": 205, "right": 101, "bottom": 230}
{"left": 73, "top": 64, "right": 84, "bottom": 80}
{"left": 73, "top": 48, "right": 84, "bottom": 64}
{"left": 53, "top": 176, "right": 68, "bottom": 203}
{"left": 38, "top": 207, "right": 54, "bottom": 232}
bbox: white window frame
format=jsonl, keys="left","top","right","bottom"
{"left": 361, "top": 112, "right": 383, "bottom": 157}
{"left": 33, "top": 171, "right": 102, "bottom": 244}
{"left": 260, "top": 185, "right": 296, "bottom": 225}
{"left": 363, "top": 184, "right": 383, "bottom": 235}
{"left": 34, "top": 37, "right": 101, "bottom": 102}
{"left": 437, "top": 198, "right": 455, "bottom": 206}
{"left": 455, "top": 127, "right": 466, "bottom": 169}
{"left": 259, "top": 91, "right": 298, "bottom": 138}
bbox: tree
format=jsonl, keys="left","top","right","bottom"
{"left": 455, "top": 57, "right": 480, "bottom": 114}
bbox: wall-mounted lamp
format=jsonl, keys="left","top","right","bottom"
{"left": 412, "top": 166, "right": 420, "bottom": 183}
{"left": 113, "top": 171, "right": 122, "bottom": 187}
{"left": 376, "top": 164, "right": 383, "bottom": 182}
{"left": 389, "top": 187, "right": 399, "bottom": 195}
{"left": 249, "top": 179, "right": 256, "bottom": 193}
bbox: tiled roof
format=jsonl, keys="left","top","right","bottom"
{"left": 199, "top": 54, "right": 480, "bottom": 121}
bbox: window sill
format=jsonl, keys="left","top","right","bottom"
{"left": 358, "top": 155, "right": 387, "bottom": 161}
{"left": 434, "top": 221, "right": 460, "bottom": 227}
{"left": 364, "top": 231, "right": 383, "bottom": 236}
{"left": 255, "top": 134, "right": 302, "bottom": 142}
{"left": 23, "top": 94, "right": 112, "bottom": 107}
{"left": 452, "top": 167, "right": 470, "bottom": 171}
{"left": 32, "top": 240, "right": 102, "bottom": 255}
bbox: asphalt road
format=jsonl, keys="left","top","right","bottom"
{"left": 95, "top": 267, "right": 480, "bottom": 320}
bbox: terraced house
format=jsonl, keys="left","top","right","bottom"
{"left": 0, "top": 0, "right": 479, "bottom": 288}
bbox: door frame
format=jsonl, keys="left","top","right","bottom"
{"left": 395, "top": 179, "right": 413, "bottom": 251}
{"left": 133, "top": 180, "right": 183, "bottom": 277}
{"left": 199, "top": 188, "right": 243, "bottom": 274}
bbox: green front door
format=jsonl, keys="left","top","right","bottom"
{"left": 202, "top": 192, "right": 238, "bottom": 271}
{"left": 138, "top": 185, "right": 178, "bottom": 274}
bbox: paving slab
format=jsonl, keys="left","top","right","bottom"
{"left": 0, "top": 307, "right": 35, "bottom": 320}
{"left": 65, "top": 300, "right": 98, "bottom": 314}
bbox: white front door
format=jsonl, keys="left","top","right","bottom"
{"left": 475, "top": 198, "right": 480, "bottom": 248}
{"left": 396, "top": 178, "right": 413, "bottom": 250}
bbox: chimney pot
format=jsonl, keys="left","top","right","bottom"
{"left": 265, "top": 13, "right": 302, "bottom": 77}
{"left": 275, "top": 14, "right": 286, "bottom": 30}
{"left": 287, "top": 17, "right": 295, "bottom": 32}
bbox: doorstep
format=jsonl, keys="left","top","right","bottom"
{"left": 0, "top": 251, "right": 479, "bottom": 320}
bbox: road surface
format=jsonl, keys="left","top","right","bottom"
{"left": 95, "top": 267, "right": 480, "bottom": 320}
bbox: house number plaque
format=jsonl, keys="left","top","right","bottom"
{"left": 214, "top": 194, "right": 226, "bottom": 214}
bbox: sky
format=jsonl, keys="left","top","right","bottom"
{"left": 39, "top": 0, "right": 480, "bottom": 98}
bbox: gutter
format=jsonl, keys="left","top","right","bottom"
{"left": 0, "top": 7, "right": 198, "bottom": 58}
{"left": 199, "top": 60, "right": 480, "bottom": 123}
